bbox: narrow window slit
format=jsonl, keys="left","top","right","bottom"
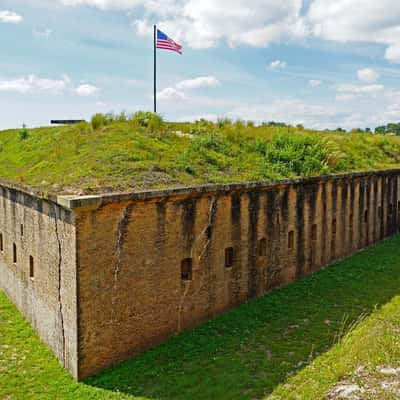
{"left": 225, "top": 247, "right": 234, "bottom": 268}
{"left": 29, "top": 256, "right": 34, "bottom": 279}
{"left": 181, "top": 258, "right": 192, "bottom": 281}
{"left": 13, "top": 243, "right": 17, "bottom": 263}
{"left": 288, "top": 231, "right": 294, "bottom": 250}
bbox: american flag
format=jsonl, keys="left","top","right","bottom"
{"left": 156, "top": 29, "right": 183, "bottom": 54}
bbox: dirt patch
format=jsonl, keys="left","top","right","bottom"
{"left": 327, "top": 366, "right": 400, "bottom": 399}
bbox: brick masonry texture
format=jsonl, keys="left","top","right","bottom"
{"left": 0, "top": 186, "right": 78, "bottom": 377}
{"left": 0, "top": 170, "right": 400, "bottom": 380}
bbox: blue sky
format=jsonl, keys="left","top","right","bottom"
{"left": 1, "top": 0, "right": 400, "bottom": 130}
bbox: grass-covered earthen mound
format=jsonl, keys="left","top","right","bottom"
{"left": 2, "top": 112, "right": 400, "bottom": 195}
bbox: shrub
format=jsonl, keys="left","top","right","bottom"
{"left": 91, "top": 113, "right": 107, "bottom": 130}
{"left": 130, "top": 111, "right": 163, "bottom": 131}
{"left": 19, "top": 124, "right": 29, "bottom": 140}
{"left": 188, "top": 119, "right": 215, "bottom": 136}
{"left": 265, "top": 134, "right": 330, "bottom": 177}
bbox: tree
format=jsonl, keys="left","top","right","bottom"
{"left": 375, "top": 126, "right": 387, "bottom": 134}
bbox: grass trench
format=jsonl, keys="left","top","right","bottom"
{"left": 0, "top": 236, "right": 399, "bottom": 399}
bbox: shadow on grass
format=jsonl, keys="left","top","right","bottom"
{"left": 86, "top": 236, "right": 400, "bottom": 400}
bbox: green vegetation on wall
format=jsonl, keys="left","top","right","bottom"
{"left": 1, "top": 113, "right": 400, "bottom": 194}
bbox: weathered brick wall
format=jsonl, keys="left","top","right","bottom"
{"left": 74, "top": 170, "right": 400, "bottom": 379}
{"left": 0, "top": 187, "right": 78, "bottom": 378}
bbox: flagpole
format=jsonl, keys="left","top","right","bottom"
{"left": 153, "top": 24, "right": 157, "bottom": 114}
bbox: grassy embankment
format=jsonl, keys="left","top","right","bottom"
{"left": 0, "top": 114, "right": 400, "bottom": 194}
{"left": 1, "top": 235, "right": 400, "bottom": 399}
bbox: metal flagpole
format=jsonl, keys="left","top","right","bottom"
{"left": 153, "top": 24, "right": 157, "bottom": 114}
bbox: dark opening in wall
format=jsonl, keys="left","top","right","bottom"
{"left": 332, "top": 219, "right": 337, "bottom": 236}
{"left": 389, "top": 204, "right": 394, "bottom": 215}
{"left": 258, "top": 238, "right": 267, "bottom": 257}
{"left": 20, "top": 224, "right": 24, "bottom": 237}
{"left": 0, "top": 233, "right": 3, "bottom": 252}
{"left": 398, "top": 201, "right": 400, "bottom": 214}
{"left": 29, "top": 256, "right": 34, "bottom": 279}
{"left": 378, "top": 206, "right": 383, "bottom": 219}
{"left": 225, "top": 247, "right": 234, "bottom": 268}
{"left": 311, "top": 224, "right": 317, "bottom": 241}
{"left": 13, "top": 243, "right": 17, "bottom": 263}
{"left": 364, "top": 209, "right": 369, "bottom": 223}
{"left": 181, "top": 258, "right": 192, "bottom": 281}
{"left": 288, "top": 231, "right": 294, "bottom": 249}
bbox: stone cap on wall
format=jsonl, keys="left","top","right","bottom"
{"left": 0, "top": 169, "right": 398, "bottom": 211}
{"left": 54, "top": 168, "right": 400, "bottom": 210}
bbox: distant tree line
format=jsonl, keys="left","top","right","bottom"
{"left": 263, "top": 121, "right": 400, "bottom": 135}
{"left": 374, "top": 123, "right": 400, "bottom": 135}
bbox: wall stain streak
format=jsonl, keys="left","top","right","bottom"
{"left": 295, "top": 184, "right": 306, "bottom": 279}
{"left": 114, "top": 203, "right": 135, "bottom": 288}
{"left": 230, "top": 193, "right": 242, "bottom": 306}
{"left": 247, "top": 191, "right": 260, "bottom": 299}
{"left": 53, "top": 204, "right": 66, "bottom": 366}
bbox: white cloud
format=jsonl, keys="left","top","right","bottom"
{"left": 309, "top": 79, "right": 322, "bottom": 87}
{"left": 385, "top": 43, "right": 400, "bottom": 63}
{"left": 62, "top": 0, "right": 307, "bottom": 49}
{"left": 60, "top": 0, "right": 143, "bottom": 9}
{"left": 357, "top": 68, "right": 379, "bottom": 83}
{"left": 157, "top": 75, "right": 219, "bottom": 101}
{"left": 336, "top": 83, "right": 384, "bottom": 94}
{"left": 176, "top": 76, "right": 220, "bottom": 90}
{"left": 59, "top": 0, "right": 400, "bottom": 64}
{"left": 74, "top": 83, "right": 100, "bottom": 96}
{"left": 0, "top": 75, "right": 69, "bottom": 94}
{"left": 336, "top": 94, "right": 358, "bottom": 102}
{"left": 383, "top": 103, "right": 400, "bottom": 121}
{"left": 308, "top": 0, "right": 400, "bottom": 63}
{"left": 226, "top": 98, "right": 344, "bottom": 129}
{"left": 270, "top": 60, "right": 287, "bottom": 70}
{"left": 157, "top": 87, "right": 186, "bottom": 101}
{"left": 0, "top": 10, "right": 23, "bottom": 24}
{"left": 33, "top": 28, "right": 52, "bottom": 40}
{"left": 0, "top": 75, "right": 100, "bottom": 97}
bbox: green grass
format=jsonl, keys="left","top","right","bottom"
{"left": 1, "top": 236, "right": 400, "bottom": 399}
{"left": 1, "top": 117, "right": 400, "bottom": 194}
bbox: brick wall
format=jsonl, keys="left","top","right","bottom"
{"left": 0, "top": 186, "right": 78, "bottom": 378}
{"left": 74, "top": 170, "right": 400, "bottom": 379}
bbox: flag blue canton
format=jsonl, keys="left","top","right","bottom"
{"left": 157, "top": 30, "right": 169, "bottom": 41}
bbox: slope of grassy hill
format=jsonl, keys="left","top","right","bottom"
{"left": 1, "top": 113, "right": 400, "bottom": 194}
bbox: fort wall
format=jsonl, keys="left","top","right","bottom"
{"left": 0, "top": 170, "right": 399, "bottom": 380}
{"left": 70, "top": 170, "right": 400, "bottom": 379}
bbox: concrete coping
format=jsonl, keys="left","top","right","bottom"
{"left": 0, "top": 168, "right": 399, "bottom": 210}
{"left": 55, "top": 168, "right": 400, "bottom": 210}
